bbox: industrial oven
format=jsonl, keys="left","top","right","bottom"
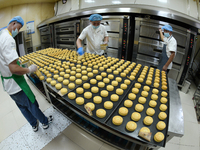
{"left": 54, "top": 20, "right": 80, "bottom": 50}
{"left": 132, "top": 18, "right": 196, "bottom": 86}
{"left": 81, "top": 16, "right": 130, "bottom": 59}
{"left": 39, "top": 25, "right": 54, "bottom": 49}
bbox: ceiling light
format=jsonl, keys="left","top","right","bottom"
{"left": 85, "top": 0, "right": 95, "bottom": 3}
{"left": 112, "top": 1, "right": 121, "bottom": 4}
{"left": 158, "top": 0, "right": 167, "bottom": 3}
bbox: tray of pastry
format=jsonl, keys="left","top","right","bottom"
{"left": 62, "top": 72, "right": 135, "bottom": 123}
{"left": 105, "top": 82, "right": 169, "bottom": 147}
{"left": 136, "top": 66, "right": 168, "bottom": 91}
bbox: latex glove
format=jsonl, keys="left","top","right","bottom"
{"left": 77, "top": 47, "right": 84, "bottom": 56}
{"left": 28, "top": 64, "right": 37, "bottom": 73}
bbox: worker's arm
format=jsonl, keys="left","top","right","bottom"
{"left": 162, "top": 52, "right": 175, "bottom": 71}
{"left": 159, "top": 28, "right": 164, "bottom": 42}
{"left": 76, "top": 38, "right": 82, "bottom": 49}
{"left": 9, "top": 60, "right": 29, "bottom": 75}
{"left": 104, "top": 36, "right": 109, "bottom": 44}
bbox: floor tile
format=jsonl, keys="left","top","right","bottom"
{"left": 63, "top": 123, "right": 104, "bottom": 150}
{"left": 99, "top": 143, "right": 119, "bottom": 150}
{"left": 42, "top": 133, "right": 84, "bottom": 150}
{"left": 180, "top": 121, "right": 199, "bottom": 147}
{"left": 0, "top": 130, "right": 30, "bottom": 150}
{"left": 179, "top": 90, "right": 195, "bottom": 107}
{"left": 179, "top": 145, "right": 199, "bottom": 150}
{"left": 158, "top": 143, "right": 180, "bottom": 150}
{"left": 0, "top": 112, "right": 19, "bottom": 142}
{"left": 12, "top": 108, "right": 28, "bottom": 129}
{"left": 168, "top": 136, "right": 180, "bottom": 145}
{"left": 182, "top": 103, "right": 198, "bottom": 123}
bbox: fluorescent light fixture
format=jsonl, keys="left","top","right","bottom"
{"left": 158, "top": 0, "right": 167, "bottom": 3}
{"left": 112, "top": 1, "right": 121, "bottom": 4}
{"left": 119, "top": 8, "right": 131, "bottom": 12}
{"left": 85, "top": 0, "right": 95, "bottom": 3}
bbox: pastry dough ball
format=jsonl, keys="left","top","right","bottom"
{"left": 76, "top": 87, "right": 84, "bottom": 94}
{"left": 39, "top": 76, "right": 44, "bottom": 81}
{"left": 154, "top": 83, "right": 159, "bottom": 88}
{"left": 104, "top": 101, "right": 113, "bottom": 109}
{"left": 99, "top": 67, "right": 104, "bottom": 71}
{"left": 101, "top": 90, "right": 109, "bottom": 97}
{"left": 93, "top": 96, "right": 102, "bottom": 104}
{"left": 57, "top": 77, "right": 64, "bottom": 82}
{"left": 117, "top": 68, "right": 122, "bottom": 72}
{"left": 64, "top": 74, "right": 70, "bottom": 79}
{"left": 50, "top": 80, "right": 57, "bottom": 86}
{"left": 60, "top": 72, "right": 65, "bottom": 77}
{"left": 68, "top": 92, "right": 76, "bottom": 100}
{"left": 106, "top": 68, "right": 112, "bottom": 73}
{"left": 120, "top": 84, "right": 127, "bottom": 90}
{"left": 140, "top": 127, "right": 150, "bottom": 133}
{"left": 108, "top": 74, "right": 114, "bottom": 80}
{"left": 132, "top": 88, "right": 139, "bottom": 94}
{"left": 98, "top": 82, "right": 105, "bottom": 88}
{"left": 143, "top": 116, "right": 153, "bottom": 125}
{"left": 107, "top": 85, "right": 114, "bottom": 91}
{"left": 113, "top": 70, "right": 119, "bottom": 75}
{"left": 138, "top": 97, "right": 146, "bottom": 104}
{"left": 146, "top": 80, "right": 152, "bottom": 85}
{"left": 126, "top": 121, "right": 137, "bottom": 131}
{"left": 156, "top": 121, "right": 166, "bottom": 130}
{"left": 96, "top": 75, "right": 102, "bottom": 80}
{"left": 124, "top": 100, "right": 133, "bottom": 108}
{"left": 129, "top": 76, "right": 135, "bottom": 80}
{"left": 76, "top": 73, "right": 82, "bottom": 78}
{"left": 75, "top": 79, "right": 82, "bottom": 85}
{"left": 116, "top": 88, "right": 124, "bottom": 95}
{"left": 131, "top": 112, "right": 141, "bottom": 121}
{"left": 47, "top": 74, "right": 52, "bottom": 78}
{"left": 91, "top": 86, "right": 99, "bottom": 93}
{"left": 110, "top": 94, "right": 119, "bottom": 102}
{"left": 90, "top": 79, "right": 97, "bottom": 85}
{"left": 88, "top": 72, "right": 94, "bottom": 78}
{"left": 46, "top": 78, "right": 52, "bottom": 83}
{"left": 124, "top": 79, "right": 131, "bottom": 85}
{"left": 139, "top": 74, "right": 145, "bottom": 79}
{"left": 45, "top": 71, "right": 49, "bottom": 75}
{"left": 146, "top": 108, "right": 155, "bottom": 116}
{"left": 154, "top": 132, "right": 164, "bottom": 142}
{"left": 151, "top": 94, "right": 158, "bottom": 100}
{"left": 111, "top": 81, "right": 118, "bottom": 86}
{"left": 128, "top": 93, "right": 136, "bottom": 100}
{"left": 60, "top": 88, "right": 68, "bottom": 95}
{"left": 70, "top": 71, "right": 76, "bottom": 76}
{"left": 162, "top": 81, "right": 167, "bottom": 86}
{"left": 65, "top": 69, "right": 70, "bottom": 74}
{"left": 68, "top": 83, "right": 75, "bottom": 89}
{"left": 119, "top": 107, "right": 128, "bottom": 116}
{"left": 54, "top": 70, "right": 59, "bottom": 74}
{"left": 84, "top": 92, "right": 92, "bottom": 99}
{"left": 86, "top": 102, "right": 95, "bottom": 111}
{"left": 76, "top": 68, "right": 81, "bottom": 73}
{"left": 143, "top": 86, "right": 150, "bottom": 92}
{"left": 149, "top": 100, "right": 157, "bottom": 107}
{"left": 138, "top": 78, "right": 143, "bottom": 83}
{"left": 63, "top": 79, "right": 69, "bottom": 85}
{"left": 101, "top": 72, "right": 107, "bottom": 77}
{"left": 160, "top": 97, "right": 168, "bottom": 104}
{"left": 135, "top": 104, "right": 144, "bottom": 112}
{"left": 96, "top": 109, "right": 106, "bottom": 118}
{"left": 152, "top": 89, "right": 159, "bottom": 94}
{"left": 83, "top": 83, "right": 90, "bottom": 89}
{"left": 82, "top": 75, "right": 88, "bottom": 81}
{"left": 103, "top": 78, "right": 110, "bottom": 84}
{"left": 158, "top": 112, "right": 167, "bottom": 120}
{"left": 141, "top": 91, "right": 148, "bottom": 97}
{"left": 162, "top": 85, "right": 168, "bottom": 90}
{"left": 135, "top": 83, "right": 141, "bottom": 89}
{"left": 93, "top": 70, "right": 98, "bottom": 74}
{"left": 161, "top": 91, "right": 168, "bottom": 97}
{"left": 131, "top": 72, "right": 136, "bottom": 76}
{"left": 82, "top": 70, "right": 87, "bottom": 75}
{"left": 112, "top": 116, "right": 123, "bottom": 125}
{"left": 116, "top": 77, "right": 122, "bottom": 82}
{"left": 159, "top": 104, "right": 167, "bottom": 111}
{"left": 154, "top": 79, "right": 160, "bottom": 83}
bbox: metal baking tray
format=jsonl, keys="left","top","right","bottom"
{"left": 106, "top": 83, "right": 169, "bottom": 147}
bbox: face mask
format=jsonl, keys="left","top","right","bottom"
{"left": 164, "top": 32, "right": 170, "bottom": 38}
{"left": 92, "top": 25, "right": 99, "bottom": 29}
{"left": 12, "top": 28, "right": 18, "bottom": 38}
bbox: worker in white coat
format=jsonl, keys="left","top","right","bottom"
{"left": 76, "top": 14, "right": 109, "bottom": 56}
{"left": 0, "top": 16, "right": 53, "bottom": 132}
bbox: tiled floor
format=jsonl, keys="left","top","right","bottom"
{"left": 0, "top": 77, "right": 200, "bottom": 150}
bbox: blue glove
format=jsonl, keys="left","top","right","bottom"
{"left": 77, "top": 47, "right": 84, "bottom": 55}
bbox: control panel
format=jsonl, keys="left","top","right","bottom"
{"left": 178, "top": 34, "right": 194, "bottom": 85}
{"left": 121, "top": 17, "right": 128, "bottom": 59}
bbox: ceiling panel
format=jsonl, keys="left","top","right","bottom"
{"left": 0, "top": 0, "right": 58, "bottom": 9}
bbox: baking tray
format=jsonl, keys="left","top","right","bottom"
{"left": 106, "top": 83, "right": 169, "bottom": 147}
{"left": 136, "top": 67, "right": 169, "bottom": 91}
{"left": 62, "top": 73, "right": 136, "bottom": 123}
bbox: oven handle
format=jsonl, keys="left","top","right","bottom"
{"left": 136, "top": 58, "right": 159, "bottom": 65}
{"left": 60, "top": 38, "right": 70, "bottom": 41}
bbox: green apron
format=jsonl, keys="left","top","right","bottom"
{"left": 1, "top": 61, "right": 35, "bottom": 103}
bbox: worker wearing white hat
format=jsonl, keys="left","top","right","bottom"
{"left": 77, "top": 14, "right": 109, "bottom": 56}
{"left": 158, "top": 25, "right": 177, "bottom": 73}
